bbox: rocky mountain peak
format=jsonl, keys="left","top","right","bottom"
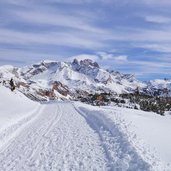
{"left": 80, "top": 59, "right": 99, "bottom": 68}
{"left": 72, "top": 58, "right": 99, "bottom": 69}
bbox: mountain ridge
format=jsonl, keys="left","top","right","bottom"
{"left": 0, "top": 58, "right": 170, "bottom": 101}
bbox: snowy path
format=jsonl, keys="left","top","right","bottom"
{"left": 0, "top": 102, "right": 152, "bottom": 171}
{"left": 75, "top": 104, "right": 151, "bottom": 171}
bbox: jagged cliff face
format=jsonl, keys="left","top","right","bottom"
{"left": 0, "top": 58, "right": 170, "bottom": 101}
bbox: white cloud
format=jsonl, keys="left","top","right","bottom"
{"left": 1, "top": 0, "right": 171, "bottom": 80}
{"left": 128, "top": 60, "right": 171, "bottom": 76}
{"left": 142, "top": 0, "right": 171, "bottom": 6}
{"left": 145, "top": 15, "right": 171, "bottom": 24}
{"left": 0, "top": 28, "right": 105, "bottom": 49}
{"left": 135, "top": 43, "right": 171, "bottom": 53}
{"left": 105, "top": 27, "right": 171, "bottom": 44}
{"left": 97, "top": 52, "right": 114, "bottom": 60}
{"left": 97, "top": 52, "right": 128, "bottom": 62}
{"left": 0, "top": 49, "right": 62, "bottom": 65}
{"left": 3, "top": 0, "right": 171, "bottom": 53}
{"left": 13, "top": 10, "right": 105, "bottom": 33}
{"left": 41, "top": 0, "right": 114, "bottom": 5}
{"left": 115, "top": 55, "right": 128, "bottom": 61}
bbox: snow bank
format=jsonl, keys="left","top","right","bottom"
{"left": 75, "top": 102, "right": 171, "bottom": 171}
{"left": 113, "top": 107, "right": 171, "bottom": 169}
{"left": 0, "top": 85, "right": 38, "bottom": 133}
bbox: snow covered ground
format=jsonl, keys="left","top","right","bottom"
{"left": 75, "top": 103, "right": 171, "bottom": 171}
{"left": 0, "top": 86, "right": 39, "bottom": 149}
{"left": 0, "top": 86, "right": 171, "bottom": 171}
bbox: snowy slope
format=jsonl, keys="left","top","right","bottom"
{"left": 75, "top": 102, "right": 171, "bottom": 171}
{"left": 0, "top": 102, "right": 149, "bottom": 171}
{"left": 114, "top": 107, "right": 171, "bottom": 168}
{"left": 0, "top": 89, "right": 171, "bottom": 171}
{"left": 0, "top": 85, "right": 39, "bottom": 149}
{"left": 0, "top": 86, "right": 37, "bottom": 129}
{"left": 0, "top": 65, "right": 16, "bottom": 81}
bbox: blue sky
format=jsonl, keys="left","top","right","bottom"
{"left": 1, "top": 0, "right": 171, "bottom": 80}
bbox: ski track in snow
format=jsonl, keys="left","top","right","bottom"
{"left": 0, "top": 102, "right": 154, "bottom": 171}
{"left": 0, "top": 105, "right": 42, "bottom": 151}
{"left": 0, "top": 103, "right": 107, "bottom": 171}
{"left": 74, "top": 105, "right": 152, "bottom": 171}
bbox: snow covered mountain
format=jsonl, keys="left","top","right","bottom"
{"left": 1, "top": 61, "right": 171, "bottom": 170}
{"left": 145, "top": 79, "right": 171, "bottom": 96}
{"left": 0, "top": 58, "right": 170, "bottom": 101}
{"left": 0, "top": 85, "right": 171, "bottom": 170}
{"left": 20, "top": 58, "right": 144, "bottom": 94}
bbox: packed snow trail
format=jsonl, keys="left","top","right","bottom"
{"left": 74, "top": 104, "right": 151, "bottom": 171}
{"left": 0, "top": 102, "right": 152, "bottom": 171}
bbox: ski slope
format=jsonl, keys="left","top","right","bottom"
{"left": 0, "top": 87, "right": 171, "bottom": 170}
{"left": 0, "top": 102, "right": 150, "bottom": 171}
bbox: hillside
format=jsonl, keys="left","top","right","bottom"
{"left": 0, "top": 90, "right": 171, "bottom": 170}
{"left": 1, "top": 59, "right": 171, "bottom": 114}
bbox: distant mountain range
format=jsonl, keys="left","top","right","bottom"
{"left": 0, "top": 58, "right": 171, "bottom": 101}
